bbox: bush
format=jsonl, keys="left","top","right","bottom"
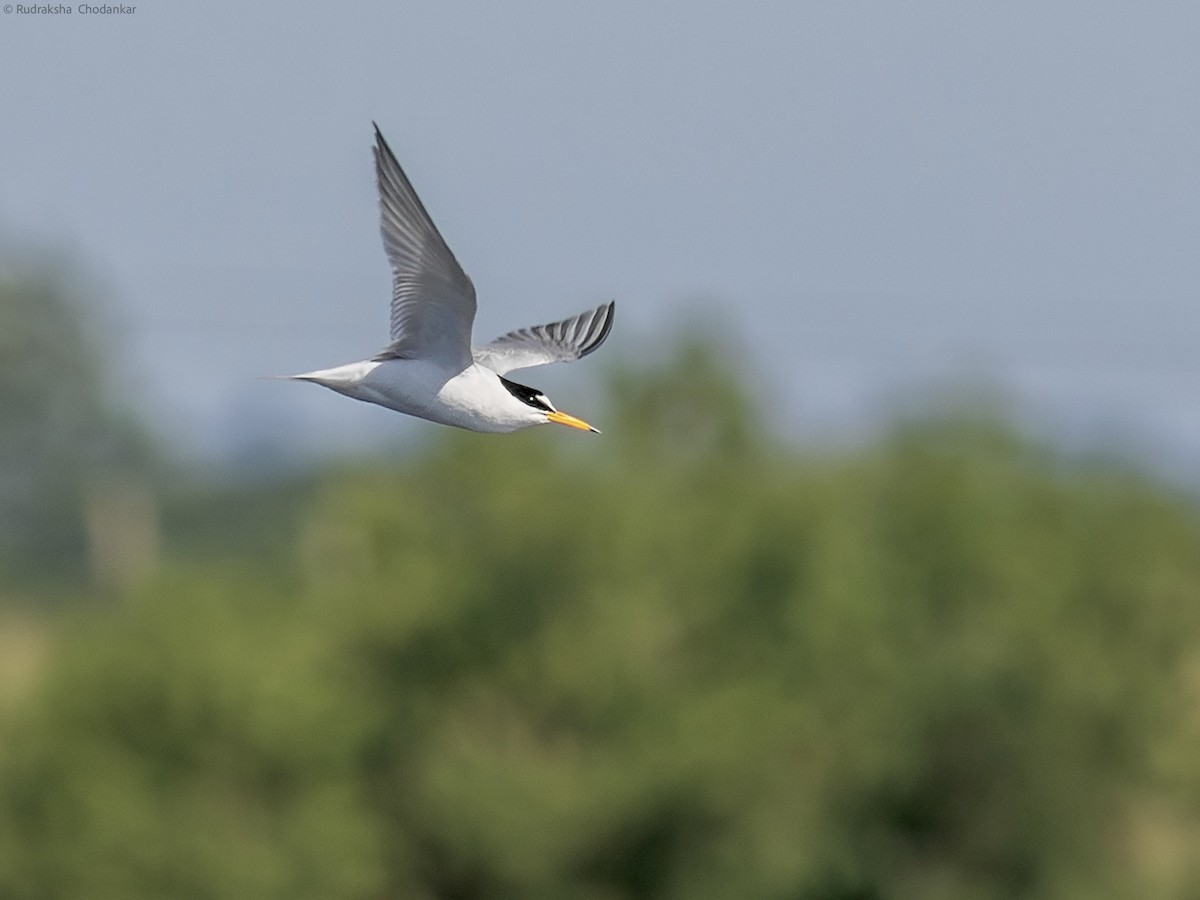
{"left": 2, "top": 355, "right": 1199, "bottom": 898}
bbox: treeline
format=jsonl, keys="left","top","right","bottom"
{"left": 3, "top": 258, "right": 1200, "bottom": 898}
{"left": 2, "top": 335, "right": 1200, "bottom": 898}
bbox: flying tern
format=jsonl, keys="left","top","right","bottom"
{"left": 287, "top": 124, "right": 614, "bottom": 433}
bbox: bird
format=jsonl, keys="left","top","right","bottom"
{"left": 285, "top": 123, "right": 614, "bottom": 434}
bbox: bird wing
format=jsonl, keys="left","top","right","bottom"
{"left": 372, "top": 123, "right": 476, "bottom": 368}
{"left": 473, "top": 301, "right": 615, "bottom": 375}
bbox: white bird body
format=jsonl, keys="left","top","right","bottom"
{"left": 294, "top": 359, "right": 557, "bottom": 433}
{"left": 286, "top": 124, "right": 614, "bottom": 434}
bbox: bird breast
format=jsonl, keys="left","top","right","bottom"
{"left": 361, "top": 360, "right": 536, "bottom": 432}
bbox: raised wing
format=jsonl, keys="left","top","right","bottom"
{"left": 373, "top": 124, "right": 476, "bottom": 367}
{"left": 473, "top": 301, "right": 615, "bottom": 375}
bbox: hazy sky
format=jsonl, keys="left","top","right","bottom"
{"left": 2, "top": 3, "right": 1198, "bottom": 467}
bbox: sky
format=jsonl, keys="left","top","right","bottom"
{"left": 1, "top": 2, "right": 1198, "bottom": 470}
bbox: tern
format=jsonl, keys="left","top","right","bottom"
{"left": 285, "top": 124, "right": 614, "bottom": 434}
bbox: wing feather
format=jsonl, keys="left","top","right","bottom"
{"left": 372, "top": 124, "right": 476, "bottom": 367}
{"left": 473, "top": 301, "right": 615, "bottom": 375}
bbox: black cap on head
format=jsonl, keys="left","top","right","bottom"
{"left": 500, "top": 376, "right": 555, "bottom": 413}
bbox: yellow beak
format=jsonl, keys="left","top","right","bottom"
{"left": 546, "top": 410, "right": 600, "bottom": 433}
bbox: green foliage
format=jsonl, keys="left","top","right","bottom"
{"left": 3, "top": 345, "right": 1200, "bottom": 898}
{"left": 0, "top": 256, "right": 154, "bottom": 584}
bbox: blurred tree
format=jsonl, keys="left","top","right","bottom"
{"left": 0, "top": 252, "right": 155, "bottom": 586}
{"left": 605, "top": 329, "right": 757, "bottom": 464}
{"left": 1, "top": 336, "right": 1199, "bottom": 899}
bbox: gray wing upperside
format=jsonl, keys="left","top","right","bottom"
{"left": 373, "top": 123, "right": 476, "bottom": 366}
{"left": 473, "top": 301, "right": 615, "bottom": 375}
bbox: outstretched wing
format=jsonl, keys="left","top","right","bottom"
{"left": 373, "top": 123, "right": 476, "bottom": 368}
{"left": 473, "top": 301, "right": 615, "bottom": 375}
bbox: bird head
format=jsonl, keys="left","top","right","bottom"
{"left": 501, "top": 377, "right": 599, "bottom": 433}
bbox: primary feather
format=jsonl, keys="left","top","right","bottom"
{"left": 474, "top": 300, "right": 615, "bottom": 375}
{"left": 373, "top": 123, "right": 477, "bottom": 368}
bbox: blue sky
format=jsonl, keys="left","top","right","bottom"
{"left": 2, "top": 2, "right": 1198, "bottom": 467}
